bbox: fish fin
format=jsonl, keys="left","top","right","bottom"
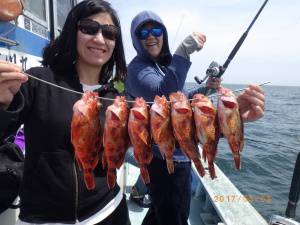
{"left": 208, "top": 162, "right": 217, "bottom": 179}
{"left": 193, "top": 159, "right": 205, "bottom": 177}
{"left": 107, "top": 169, "right": 116, "bottom": 189}
{"left": 140, "top": 165, "right": 150, "bottom": 184}
{"left": 138, "top": 129, "right": 149, "bottom": 145}
{"left": 155, "top": 126, "right": 164, "bottom": 142}
{"left": 166, "top": 159, "right": 174, "bottom": 174}
{"left": 84, "top": 169, "right": 95, "bottom": 190}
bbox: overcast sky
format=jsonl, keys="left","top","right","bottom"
{"left": 108, "top": 0, "right": 300, "bottom": 86}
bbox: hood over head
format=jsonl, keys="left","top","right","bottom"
{"left": 130, "top": 10, "right": 172, "bottom": 65}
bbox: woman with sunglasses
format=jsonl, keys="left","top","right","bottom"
{"left": 0, "top": 1, "right": 130, "bottom": 225}
{"left": 125, "top": 10, "right": 265, "bottom": 225}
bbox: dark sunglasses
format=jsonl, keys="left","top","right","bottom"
{"left": 137, "top": 27, "right": 163, "bottom": 40}
{"left": 78, "top": 19, "right": 120, "bottom": 41}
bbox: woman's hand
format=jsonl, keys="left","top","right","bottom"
{"left": 0, "top": 60, "right": 28, "bottom": 109}
{"left": 237, "top": 84, "right": 265, "bottom": 122}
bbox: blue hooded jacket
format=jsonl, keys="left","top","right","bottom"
{"left": 125, "top": 11, "right": 192, "bottom": 161}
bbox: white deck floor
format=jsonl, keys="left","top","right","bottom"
{"left": 0, "top": 157, "right": 268, "bottom": 225}
{"left": 117, "top": 163, "right": 211, "bottom": 225}
{"left": 118, "top": 157, "right": 268, "bottom": 225}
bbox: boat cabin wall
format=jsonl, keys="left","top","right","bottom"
{"left": 0, "top": 0, "right": 76, "bottom": 70}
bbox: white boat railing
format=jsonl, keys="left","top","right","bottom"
{"left": 192, "top": 159, "right": 268, "bottom": 225}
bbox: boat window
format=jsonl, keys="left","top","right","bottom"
{"left": 57, "top": 0, "right": 73, "bottom": 31}
{"left": 23, "top": 0, "right": 46, "bottom": 22}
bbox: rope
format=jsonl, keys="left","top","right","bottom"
{"left": 23, "top": 72, "right": 269, "bottom": 104}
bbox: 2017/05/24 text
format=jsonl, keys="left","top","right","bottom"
{"left": 213, "top": 195, "right": 271, "bottom": 203}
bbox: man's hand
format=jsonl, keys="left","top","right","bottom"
{"left": 192, "top": 32, "right": 206, "bottom": 51}
{"left": 237, "top": 84, "right": 265, "bottom": 122}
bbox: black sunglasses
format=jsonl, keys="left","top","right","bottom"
{"left": 78, "top": 19, "right": 120, "bottom": 41}
{"left": 137, "top": 27, "right": 163, "bottom": 40}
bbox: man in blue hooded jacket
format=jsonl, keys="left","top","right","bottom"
{"left": 125, "top": 10, "right": 265, "bottom": 225}
{"left": 125, "top": 10, "right": 217, "bottom": 225}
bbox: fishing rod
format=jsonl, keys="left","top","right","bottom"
{"left": 269, "top": 153, "right": 300, "bottom": 225}
{"left": 194, "top": 0, "right": 269, "bottom": 85}
{"left": 285, "top": 152, "right": 300, "bottom": 219}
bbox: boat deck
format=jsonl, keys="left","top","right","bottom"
{"left": 0, "top": 150, "right": 268, "bottom": 225}
{"left": 118, "top": 148, "right": 268, "bottom": 225}
{"left": 118, "top": 162, "right": 220, "bottom": 225}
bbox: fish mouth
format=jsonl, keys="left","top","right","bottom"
{"left": 131, "top": 109, "right": 147, "bottom": 120}
{"left": 175, "top": 108, "right": 190, "bottom": 114}
{"left": 110, "top": 111, "right": 121, "bottom": 121}
{"left": 222, "top": 100, "right": 236, "bottom": 109}
{"left": 151, "top": 104, "right": 166, "bottom": 118}
{"left": 221, "top": 96, "right": 236, "bottom": 109}
{"left": 199, "top": 106, "right": 215, "bottom": 115}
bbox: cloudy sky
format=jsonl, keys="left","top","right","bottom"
{"left": 109, "top": 0, "right": 300, "bottom": 86}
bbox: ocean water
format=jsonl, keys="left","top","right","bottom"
{"left": 186, "top": 83, "right": 300, "bottom": 221}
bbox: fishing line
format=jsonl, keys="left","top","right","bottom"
{"left": 171, "top": 13, "right": 185, "bottom": 52}
{"left": 23, "top": 72, "right": 119, "bottom": 102}
{"left": 23, "top": 72, "right": 269, "bottom": 104}
{"left": 207, "top": 82, "right": 271, "bottom": 99}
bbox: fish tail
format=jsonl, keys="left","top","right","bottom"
{"left": 233, "top": 152, "right": 241, "bottom": 170}
{"left": 166, "top": 159, "right": 174, "bottom": 174}
{"left": 84, "top": 169, "right": 95, "bottom": 190}
{"left": 194, "top": 159, "right": 205, "bottom": 177}
{"left": 208, "top": 162, "right": 217, "bottom": 179}
{"left": 140, "top": 166, "right": 150, "bottom": 184}
{"left": 202, "top": 147, "right": 207, "bottom": 162}
{"left": 107, "top": 169, "right": 116, "bottom": 189}
{"left": 205, "top": 147, "right": 217, "bottom": 179}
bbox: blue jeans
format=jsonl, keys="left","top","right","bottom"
{"left": 124, "top": 148, "right": 148, "bottom": 195}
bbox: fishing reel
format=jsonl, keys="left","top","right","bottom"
{"left": 194, "top": 61, "right": 224, "bottom": 85}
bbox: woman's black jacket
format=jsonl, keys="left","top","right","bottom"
{"left": 0, "top": 67, "right": 121, "bottom": 223}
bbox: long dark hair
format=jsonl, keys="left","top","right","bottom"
{"left": 42, "top": 0, "right": 127, "bottom": 84}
